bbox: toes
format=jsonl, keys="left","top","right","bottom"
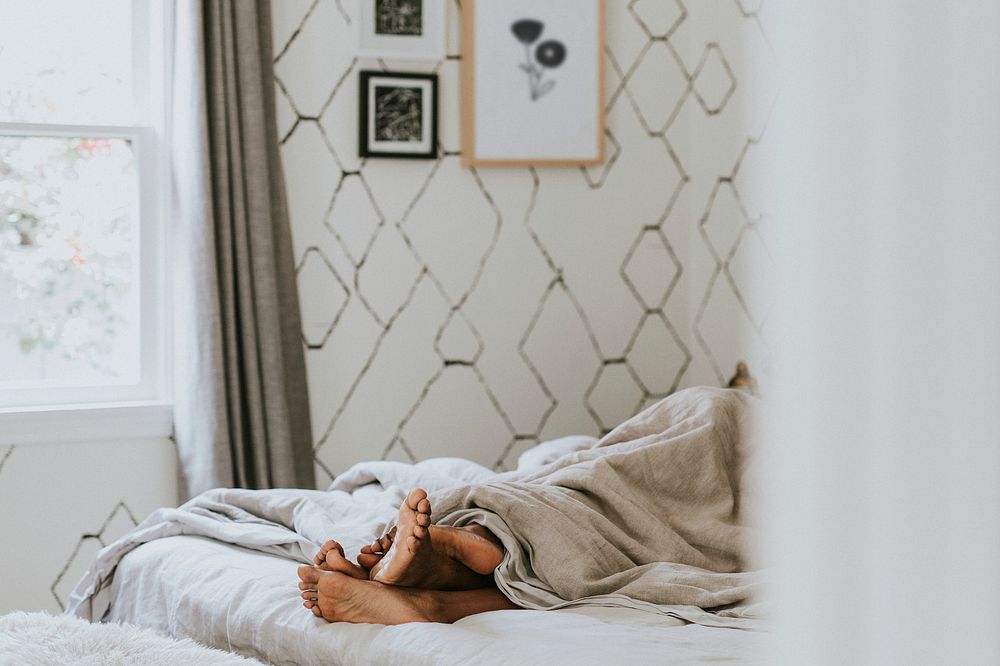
{"left": 416, "top": 498, "right": 431, "bottom": 515}
{"left": 357, "top": 552, "right": 382, "bottom": 569}
{"left": 413, "top": 524, "right": 427, "bottom": 539}
{"left": 379, "top": 535, "right": 393, "bottom": 552}
{"left": 416, "top": 513, "right": 430, "bottom": 527}
{"left": 315, "top": 540, "right": 344, "bottom": 565}
{"left": 298, "top": 566, "right": 321, "bottom": 585}
{"left": 311, "top": 606, "right": 321, "bottom": 617}
{"left": 406, "top": 488, "right": 428, "bottom": 510}
{"left": 406, "top": 534, "right": 421, "bottom": 554}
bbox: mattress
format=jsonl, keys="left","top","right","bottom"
{"left": 106, "top": 535, "right": 767, "bottom": 665}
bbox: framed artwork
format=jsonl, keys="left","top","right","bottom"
{"left": 355, "top": 0, "right": 446, "bottom": 61}
{"left": 358, "top": 70, "right": 438, "bottom": 159}
{"left": 461, "top": 0, "right": 605, "bottom": 167}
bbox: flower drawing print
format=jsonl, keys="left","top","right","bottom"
{"left": 510, "top": 19, "right": 567, "bottom": 101}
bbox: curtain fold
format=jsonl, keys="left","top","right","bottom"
{"left": 172, "top": 0, "right": 314, "bottom": 498}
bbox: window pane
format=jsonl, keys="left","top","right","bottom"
{"left": 0, "top": 0, "right": 133, "bottom": 125}
{"left": 0, "top": 135, "right": 140, "bottom": 388}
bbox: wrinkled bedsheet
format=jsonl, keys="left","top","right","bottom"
{"left": 104, "top": 535, "right": 767, "bottom": 665}
{"left": 67, "top": 387, "right": 766, "bottom": 637}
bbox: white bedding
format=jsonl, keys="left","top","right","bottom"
{"left": 69, "top": 420, "right": 767, "bottom": 664}
{"left": 108, "top": 535, "right": 767, "bottom": 665}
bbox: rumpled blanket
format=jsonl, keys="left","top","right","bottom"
{"left": 66, "top": 387, "right": 765, "bottom": 630}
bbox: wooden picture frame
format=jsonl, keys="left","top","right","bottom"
{"left": 461, "top": 0, "right": 605, "bottom": 167}
{"left": 355, "top": 0, "right": 446, "bottom": 61}
{"left": 358, "top": 70, "right": 438, "bottom": 160}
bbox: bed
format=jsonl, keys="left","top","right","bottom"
{"left": 106, "top": 536, "right": 766, "bottom": 664}
{"left": 68, "top": 384, "right": 767, "bottom": 665}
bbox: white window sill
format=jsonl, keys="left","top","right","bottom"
{"left": 0, "top": 401, "right": 173, "bottom": 446}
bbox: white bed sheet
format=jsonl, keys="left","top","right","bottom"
{"left": 107, "top": 536, "right": 767, "bottom": 665}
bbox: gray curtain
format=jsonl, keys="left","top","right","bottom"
{"left": 172, "top": 0, "right": 315, "bottom": 498}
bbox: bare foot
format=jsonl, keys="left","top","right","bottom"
{"left": 298, "top": 567, "right": 431, "bottom": 624}
{"left": 357, "top": 527, "right": 395, "bottom": 571}
{"left": 369, "top": 488, "right": 502, "bottom": 589}
{"left": 313, "top": 540, "right": 370, "bottom": 579}
{"left": 297, "top": 566, "right": 520, "bottom": 624}
{"left": 370, "top": 488, "right": 439, "bottom": 587}
{"left": 432, "top": 524, "right": 505, "bottom": 575}
{"left": 370, "top": 524, "right": 504, "bottom": 576}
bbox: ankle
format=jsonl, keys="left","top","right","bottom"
{"left": 413, "top": 588, "right": 450, "bottom": 623}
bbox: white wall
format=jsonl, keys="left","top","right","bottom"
{"left": 0, "top": 438, "right": 177, "bottom": 614}
{"left": 274, "top": 0, "right": 776, "bottom": 485}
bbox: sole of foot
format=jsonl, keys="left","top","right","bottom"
{"left": 370, "top": 489, "right": 504, "bottom": 590}
{"left": 298, "top": 567, "right": 431, "bottom": 624}
{"left": 371, "top": 488, "right": 432, "bottom": 586}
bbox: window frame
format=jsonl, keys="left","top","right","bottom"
{"left": 0, "top": 0, "right": 172, "bottom": 441}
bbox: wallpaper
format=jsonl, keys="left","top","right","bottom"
{"left": 0, "top": 438, "right": 176, "bottom": 614}
{"left": 273, "top": 0, "right": 776, "bottom": 483}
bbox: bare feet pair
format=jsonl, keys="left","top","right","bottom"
{"left": 297, "top": 488, "right": 509, "bottom": 624}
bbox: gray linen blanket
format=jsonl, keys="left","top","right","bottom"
{"left": 431, "top": 387, "right": 763, "bottom": 619}
{"left": 67, "top": 387, "right": 764, "bottom": 630}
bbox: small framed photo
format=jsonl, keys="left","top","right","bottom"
{"left": 356, "top": 0, "right": 445, "bottom": 61}
{"left": 461, "top": 0, "right": 605, "bottom": 166}
{"left": 358, "top": 70, "right": 438, "bottom": 159}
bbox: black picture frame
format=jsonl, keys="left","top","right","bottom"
{"left": 358, "top": 70, "right": 438, "bottom": 159}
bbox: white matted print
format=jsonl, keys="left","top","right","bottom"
{"left": 461, "top": 0, "right": 604, "bottom": 166}
{"left": 359, "top": 71, "right": 438, "bottom": 159}
{"left": 356, "top": 0, "right": 445, "bottom": 60}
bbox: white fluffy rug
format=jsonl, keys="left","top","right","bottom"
{"left": 0, "top": 612, "right": 264, "bottom": 665}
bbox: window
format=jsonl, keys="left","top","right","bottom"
{"left": 0, "top": 0, "right": 168, "bottom": 413}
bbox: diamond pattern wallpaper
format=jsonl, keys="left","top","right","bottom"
{"left": 274, "top": 0, "right": 777, "bottom": 484}
{"left": 0, "top": 439, "right": 176, "bottom": 614}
